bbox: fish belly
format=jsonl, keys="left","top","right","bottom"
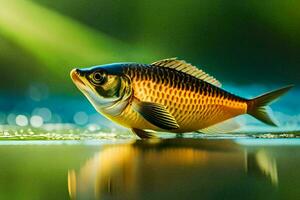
{"left": 103, "top": 104, "right": 159, "bottom": 131}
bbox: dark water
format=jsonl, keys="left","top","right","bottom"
{"left": 0, "top": 138, "right": 300, "bottom": 200}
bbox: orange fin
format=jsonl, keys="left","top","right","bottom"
{"left": 247, "top": 85, "right": 294, "bottom": 126}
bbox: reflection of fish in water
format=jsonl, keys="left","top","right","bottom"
{"left": 68, "top": 139, "right": 278, "bottom": 200}
{"left": 71, "top": 58, "right": 293, "bottom": 138}
{"left": 245, "top": 149, "right": 278, "bottom": 185}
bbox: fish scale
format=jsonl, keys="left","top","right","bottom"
{"left": 124, "top": 65, "right": 247, "bottom": 132}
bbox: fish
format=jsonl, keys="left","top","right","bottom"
{"left": 70, "top": 58, "right": 293, "bottom": 138}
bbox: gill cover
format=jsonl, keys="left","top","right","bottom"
{"left": 100, "top": 74, "right": 132, "bottom": 116}
{"left": 71, "top": 66, "right": 133, "bottom": 116}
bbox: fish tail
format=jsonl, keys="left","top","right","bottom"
{"left": 246, "top": 85, "right": 294, "bottom": 126}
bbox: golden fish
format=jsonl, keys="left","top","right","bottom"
{"left": 70, "top": 58, "right": 293, "bottom": 138}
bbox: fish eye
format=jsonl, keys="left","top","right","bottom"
{"left": 91, "top": 70, "right": 106, "bottom": 85}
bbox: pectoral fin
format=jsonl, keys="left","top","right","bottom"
{"left": 132, "top": 97, "right": 179, "bottom": 130}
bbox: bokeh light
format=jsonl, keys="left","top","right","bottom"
{"left": 7, "top": 113, "right": 16, "bottom": 125}
{"left": 16, "top": 115, "right": 28, "bottom": 126}
{"left": 30, "top": 115, "right": 44, "bottom": 127}
{"left": 0, "top": 112, "right": 6, "bottom": 124}
{"left": 32, "top": 107, "right": 52, "bottom": 122}
{"left": 73, "top": 111, "right": 88, "bottom": 125}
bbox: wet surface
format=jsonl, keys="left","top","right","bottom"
{"left": 1, "top": 124, "right": 300, "bottom": 141}
{"left": 0, "top": 137, "right": 300, "bottom": 200}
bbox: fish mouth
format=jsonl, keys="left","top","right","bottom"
{"left": 70, "top": 69, "right": 86, "bottom": 88}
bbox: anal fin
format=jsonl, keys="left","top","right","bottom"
{"left": 131, "top": 128, "right": 158, "bottom": 139}
{"left": 197, "top": 119, "right": 242, "bottom": 134}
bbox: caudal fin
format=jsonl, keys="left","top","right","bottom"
{"left": 247, "top": 85, "right": 294, "bottom": 126}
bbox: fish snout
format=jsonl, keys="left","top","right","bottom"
{"left": 70, "top": 68, "right": 84, "bottom": 76}
{"left": 70, "top": 68, "right": 78, "bottom": 80}
{"left": 70, "top": 68, "right": 86, "bottom": 87}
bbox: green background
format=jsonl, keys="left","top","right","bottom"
{"left": 0, "top": 0, "right": 299, "bottom": 94}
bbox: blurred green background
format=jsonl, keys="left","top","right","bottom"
{"left": 0, "top": 0, "right": 299, "bottom": 94}
{"left": 0, "top": 2, "right": 300, "bottom": 199}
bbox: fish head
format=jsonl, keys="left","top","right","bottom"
{"left": 70, "top": 64, "right": 132, "bottom": 114}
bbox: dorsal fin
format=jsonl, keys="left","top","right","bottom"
{"left": 151, "top": 58, "right": 222, "bottom": 87}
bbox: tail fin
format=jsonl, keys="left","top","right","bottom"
{"left": 247, "top": 85, "right": 294, "bottom": 126}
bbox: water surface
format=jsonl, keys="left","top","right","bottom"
{"left": 0, "top": 138, "right": 300, "bottom": 200}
